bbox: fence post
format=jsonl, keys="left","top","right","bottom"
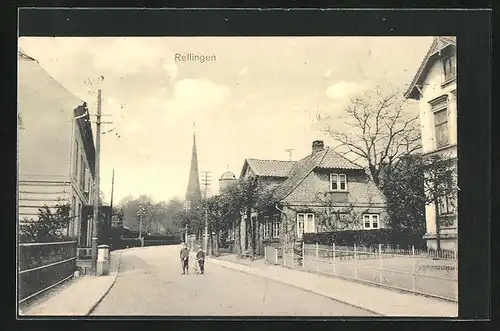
{"left": 378, "top": 244, "right": 382, "bottom": 284}
{"left": 353, "top": 243, "right": 357, "bottom": 279}
{"left": 412, "top": 245, "right": 416, "bottom": 292}
{"left": 282, "top": 245, "right": 286, "bottom": 267}
{"left": 316, "top": 242, "right": 319, "bottom": 272}
{"left": 264, "top": 246, "right": 267, "bottom": 262}
{"left": 302, "top": 243, "right": 306, "bottom": 269}
{"left": 332, "top": 243, "right": 336, "bottom": 276}
{"left": 454, "top": 247, "right": 458, "bottom": 301}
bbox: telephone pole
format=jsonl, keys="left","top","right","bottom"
{"left": 110, "top": 169, "right": 115, "bottom": 211}
{"left": 91, "top": 89, "right": 102, "bottom": 275}
{"left": 284, "top": 148, "right": 295, "bottom": 161}
{"left": 200, "top": 171, "right": 211, "bottom": 255}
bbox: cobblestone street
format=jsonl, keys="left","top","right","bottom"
{"left": 91, "top": 246, "right": 376, "bottom": 316}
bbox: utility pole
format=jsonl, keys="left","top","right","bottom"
{"left": 284, "top": 148, "right": 295, "bottom": 161}
{"left": 110, "top": 169, "right": 115, "bottom": 211}
{"left": 110, "top": 169, "right": 115, "bottom": 228}
{"left": 200, "top": 171, "right": 212, "bottom": 255}
{"left": 91, "top": 89, "right": 102, "bottom": 275}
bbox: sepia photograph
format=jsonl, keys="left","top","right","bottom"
{"left": 17, "top": 35, "right": 459, "bottom": 317}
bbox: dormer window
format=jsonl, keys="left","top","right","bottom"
{"left": 442, "top": 56, "right": 456, "bottom": 82}
{"left": 330, "top": 173, "right": 347, "bottom": 191}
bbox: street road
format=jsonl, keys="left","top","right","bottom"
{"left": 91, "top": 246, "right": 376, "bottom": 316}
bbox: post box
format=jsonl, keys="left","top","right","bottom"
{"left": 97, "top": 244, "right": 110, "bottom": 276}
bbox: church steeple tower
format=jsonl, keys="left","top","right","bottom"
{"left": 185, "top": 123, "right": 202, "bottom": 203}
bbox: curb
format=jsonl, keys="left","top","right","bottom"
{"left": 86, "top": 251, "right": 123, "bottom": 316}
{"left": 208, "top": 258, "right": 383, "bottom": 316}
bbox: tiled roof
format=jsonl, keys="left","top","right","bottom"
{"left": 244, "top": 159, "right": 296, "bottom": 178}
{"left": 404, "top": 36, "right": 457, "bottom": 99}
{"left": 318, "top": 147, "right": 364, "bottom": 170}
{"left": 273, "top": 147, "right": 363, "bottom": 201}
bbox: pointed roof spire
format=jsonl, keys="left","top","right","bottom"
{"left": 186, "top": 124, "right": 202, "bottom": 203}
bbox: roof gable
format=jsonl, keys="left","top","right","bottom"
{"left": 404, "top": 36, "right": 456, "bottom": 99}
{"left": 273, "top": 147, "right": 363, "bottom": 201}
{"left": 240, "top": 159, "right": 296, "bottom": 179}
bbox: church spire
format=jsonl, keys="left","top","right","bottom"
{"left": 186, "top": 122, "right": 202, "bottom": 203}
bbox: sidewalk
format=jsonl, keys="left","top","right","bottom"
{"left": 20, "top": 251, "right": 122, "bottom": 316}
{"left": 209, "top": 255, "right": 458, "bottom": 317}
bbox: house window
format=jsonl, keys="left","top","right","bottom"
{"left": 363, "top": 214, "right": 379, "bottom": 230}
{"left": 272, "top": 215, "right": 280, "bottom": 238}
{"left": 297, "top": 213, "right": 315, "bottom": 238}
{"left": 80, "top": 156, "right": 86, "bottom": 191}
{"left": 442, "top": 56, "right": 456, "bottom": 82}
{"left": 74, "top": 141, "right": 79, "bottom": 177}
{"left": 263, "top": 216, "right": 271, "bottom": 239}
{"left": 330, "top": 174, "right": 347, "bottom": 191}
{"left": 439, "top": 172, "right": 456, "bottom": 216}
{"left": 434, "top": 108, "right": 449, "bottom": 148}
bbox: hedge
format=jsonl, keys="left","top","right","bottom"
{"left": 142, "top": 234, "right": 181, "bottom": 241}
{"left": 109, "top": 238, "right": 142, "bottom": 251}
{"left": 303, "top": 229, "right": 426, "bottom": 249}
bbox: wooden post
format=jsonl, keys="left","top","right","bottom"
{"left": 316, "top": 242, "right": 319, "bottom": 272}
{"left": 332, "top": 243, "right": 336, "bottom": 276}
{"left": 302, "top": 242, "right": 306, "bottom": 269}
{"left": 91, "top": 89, "right": 102, "bottom": 275}
{"left": 412, "top": 245, "right": 416, "bottom": 292}
{"left": 378, "top": 244, "right": 382, "bottom": 284}
{"left": 354, "top": 243, "right": 357, "bottom": 279}
{"left": 454, "top": 247, "right": 458, "bottom": 300}
{"left": 282, "top": 245, "right": 285, "bottom": 267}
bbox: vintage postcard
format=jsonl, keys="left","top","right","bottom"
{"left": 17, "top": 34, "right": 460, "bottom": 317}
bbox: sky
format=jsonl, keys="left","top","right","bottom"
{"left": 18, "top": 36, "right": 433, "bottom": 204}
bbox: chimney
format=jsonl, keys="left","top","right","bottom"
{"left": 312, "top": 140, "right": 324, "bottom": 154}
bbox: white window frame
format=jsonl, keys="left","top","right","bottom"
{"left": 434, "top": 107, "right": 449, "bottom": 149}
{"left": 73, "top": 141, "right": 79, "bottom": 177}
{"left": 330, "top": 173, "right": 347, "bottom": 191}
{"left": 263, "top": 216, "right": 271, "bottom": 239}
{"left": 272, "top": 214, "right": 280, "bottom": 239}
{"left": 442, "top": 56, "right": 456, "bottom": 82}
{"left": 297, "top": 213, "right": 315, "bottom": 238}
{"left": 363, "top": 214, "right": 379, "bottom": 230}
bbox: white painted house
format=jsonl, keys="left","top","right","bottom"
{"left": 404, "top": 37, "right": 458, "bottom": 251}
{"left": 17, "top": 48, "right": 96, "bottom": 248}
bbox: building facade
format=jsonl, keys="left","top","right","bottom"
{"left": 236, "top": 141, "right": 387, "bottom": 252}
{"left": 17, "top": 49, "right": 96, "bottom": 248}
{"left": 404, "top": 36, "right": 458, "bottom": 251}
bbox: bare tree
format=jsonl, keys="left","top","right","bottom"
{"left": 321, "top": 85, "right": 421, "bottom": 189}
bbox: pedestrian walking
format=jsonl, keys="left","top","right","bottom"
{"left": 196, "top": 245, "right": 205, "bottom": 275}
{"left": 180, "top": 243, "right": 189, "bottom": 275}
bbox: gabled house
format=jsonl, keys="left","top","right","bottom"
{"left": 404, "top": 36, "right": 457, "bottom": 251}
{"left": 238, "top": 159, "right": 296, "bottom": 252}
{"left": 237, "top": 140, "right": 387, "bottom": 252}
{"left": 17, "top": 48, "right": 96, "bottom": 251}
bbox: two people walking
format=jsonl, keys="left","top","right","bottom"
{"left": 180, "top": 243, "right": 205, "bottom": 275}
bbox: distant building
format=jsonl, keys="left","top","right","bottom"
{"left": 404, "top": 36, "right": 457, "bottom": 251}
{"left": 17, "top": 48, "right": 96, "bottom": 249}
{"left": 218, "top": 169, "right": 237, "bottom": 192}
